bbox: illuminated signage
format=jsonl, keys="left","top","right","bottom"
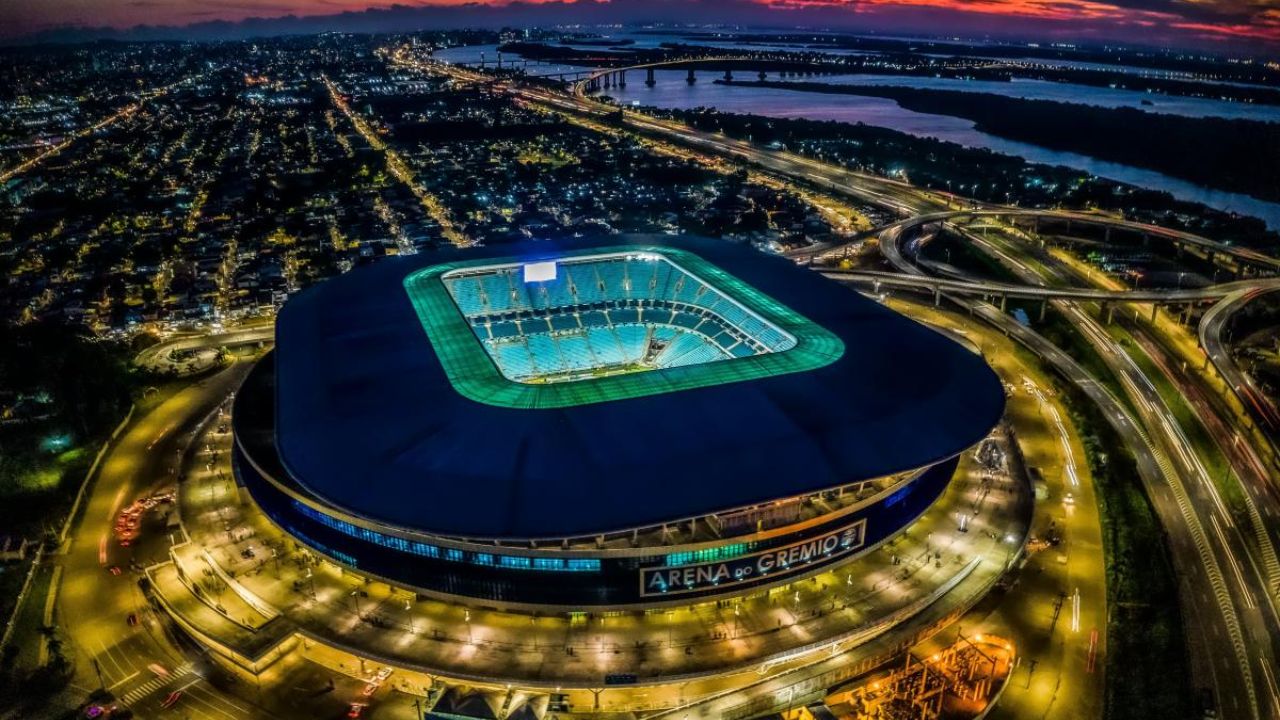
{"left": 640, "top": 519, "right": 867, "bottom": 597}
{"left": 523, "top": 260, "right": 557, "bottom": 283}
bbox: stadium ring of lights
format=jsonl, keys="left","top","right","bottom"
{"left": 232, "top": 235, "right": 1005, "bottom": 610}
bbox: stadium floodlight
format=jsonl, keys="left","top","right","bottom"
{"left": 523, "top": 260, "right": 557, "bottom": 283}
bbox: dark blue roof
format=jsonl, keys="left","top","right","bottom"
{"left": 273, "top": 236, "right": 1004, "bottom": 540}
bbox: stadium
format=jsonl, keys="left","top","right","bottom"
{"left": 231, "top": 236, "right": 1006, "bottom": 611}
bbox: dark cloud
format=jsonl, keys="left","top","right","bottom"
{"left": 5, "top": 0, "right": 1278, "bottom": 49}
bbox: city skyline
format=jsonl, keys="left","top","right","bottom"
{"left": 3, "top": 0, "right": 1279, "bottom": 50}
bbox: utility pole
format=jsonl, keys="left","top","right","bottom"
{"left": 1049, "top": 591, "right": 1066, "bottom": 634}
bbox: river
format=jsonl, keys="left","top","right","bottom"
{"left": 433, "top": 45, "right": 1280, "bottom": 229}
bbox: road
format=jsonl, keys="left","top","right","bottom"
{"left": 795, "top": 209, "right": 1280, "bottom": 275}
{"left": 321, "top": 74, "right": 470, "bottom": 249}
{"left": 819, "top": 268, "right": 1280, "bottom": 304}
{"left": 133, "top": 325, "right": 275, "bottom": 376}
{"left": 884, "top": 217, "right": 1280, "bottom": 719}
{"left": 51, "top": 363, "right": 263, "bottom": 719}
{"left": 1201, "top": 287, "right": 1280, "bottom": 449}
{"left": 31, "top": 45, "right": 1279, "bottom": 719}
{"left": 0, "top": 77, "right": 197, "bottom": 186}
{"left": 392, "top": 48, "right": 952, "bottom": 219}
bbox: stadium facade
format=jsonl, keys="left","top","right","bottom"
{"left": 232, "top": 236, "right": 1005, "bottom": 610}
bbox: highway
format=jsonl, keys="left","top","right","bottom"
{"left": 819, "top": 268, "right": 1280, "bottom": 304}
{"left": 881, "top": 217, "right": 1280, "bottom": 719}
{"left": 391, "top": 48, "right": 951, "bottom": 219}
{"left": 1201, "top": 287, "right": 1280, "bottom": 448}
{"left": 793, "top": 209, "right": 1280, "bottom": 274}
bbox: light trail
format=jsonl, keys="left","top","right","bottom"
{"left": 1024, "top": 377, "right": 1079, "bottom": 488}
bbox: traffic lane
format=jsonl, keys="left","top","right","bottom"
{"left": 963, "top": 300, "right": 1255, "bottom": 718}
{"left": 58, "top": 363, "right": 253, "bottom": 691}
{"left": 1130, "top": 326, "right": 1280, "bottom": 576}
{"left": 982, "top": 222, "right": 1280, "bottom": 648}
{"left": 961, "top": 218, "right": 1275, "bottom": 684}
{"left": 876, "top": 191, "right": 1257, "bottom": 715}
{"left": 1065, "top": 306, "right": 1268, "bottom": 720}
{"left": 508, "top": 85, "right": 940, "bottom": 217}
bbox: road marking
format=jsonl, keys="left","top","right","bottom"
{"left": 191, "top": 682, "right": 247, "bottom": 713}
{"left": 94, "top": 640, "right": 130, "bottom": 679}
{"left": 1260, "top": 657, "right": 1280, "bottom": 718}
{"left": 121, "top": 668, "right": 196, "bottom": 706}
{"left": 107, "top": 670, "right": 139, "bottom": 689}
{"left": 121, "top": 676, "right": 168, "bottom": 704}
{"left": 184, "top": 683, "right": 243, "bottom": 720}
{"left": 1023, "top": 377, "right": 1079, "bottom": 488}
{"left": 173, "top": 676, "right": 202, "bottom": 693}
{"left": 109, "top": 486, "right": 128, "bottom": 519}
{"left": 1086, "top": 628, "right": 1098, "bottom": 673}
{"left": 1210, "top": 514, "right": 1257, "bottom": 610}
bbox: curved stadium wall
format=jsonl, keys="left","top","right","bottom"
{"left": 233, "top": 358, "right": 963, "bottom": 608}
{"left": 230, "top": 237, "right": 1005, "bottom": 611}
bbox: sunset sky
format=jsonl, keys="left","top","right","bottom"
{"left": 3, "top": 0, "right": 1278, "bottom": 48}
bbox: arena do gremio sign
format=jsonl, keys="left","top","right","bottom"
{"left": 641, "top": 519, "right": 868, "bottom": 597}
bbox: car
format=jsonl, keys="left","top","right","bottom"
{"left": 126, "top": 613, "right": 138, "bottom": 627}
{"left": 108, "top": 566, "right": 122, "bottom": 576}
{"left": 160, "top": 691, "right": 182, "bottom": 709}
{"left": 1200, "top": 688, "right": 1218, "bottom": 719}
{"left": 347, "top": 703, "right": 367, "bottom": 718}
{"left": 1063, "top": 493, "right": 1075, "bottom": 505}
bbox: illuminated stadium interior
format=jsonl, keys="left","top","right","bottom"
{"left": 440, "top": 251, "right": 796, "bottom": 384}
{"left": 403, "top": 245, "right": 844, "bottom": 409}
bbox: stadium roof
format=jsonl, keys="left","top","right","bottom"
{"left": 273, "top": 236, "right": 1005, "bottom": 540}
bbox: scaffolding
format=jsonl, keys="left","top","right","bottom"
{"left": 824, "top": 634, "right": 1014, "bottom": 720}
